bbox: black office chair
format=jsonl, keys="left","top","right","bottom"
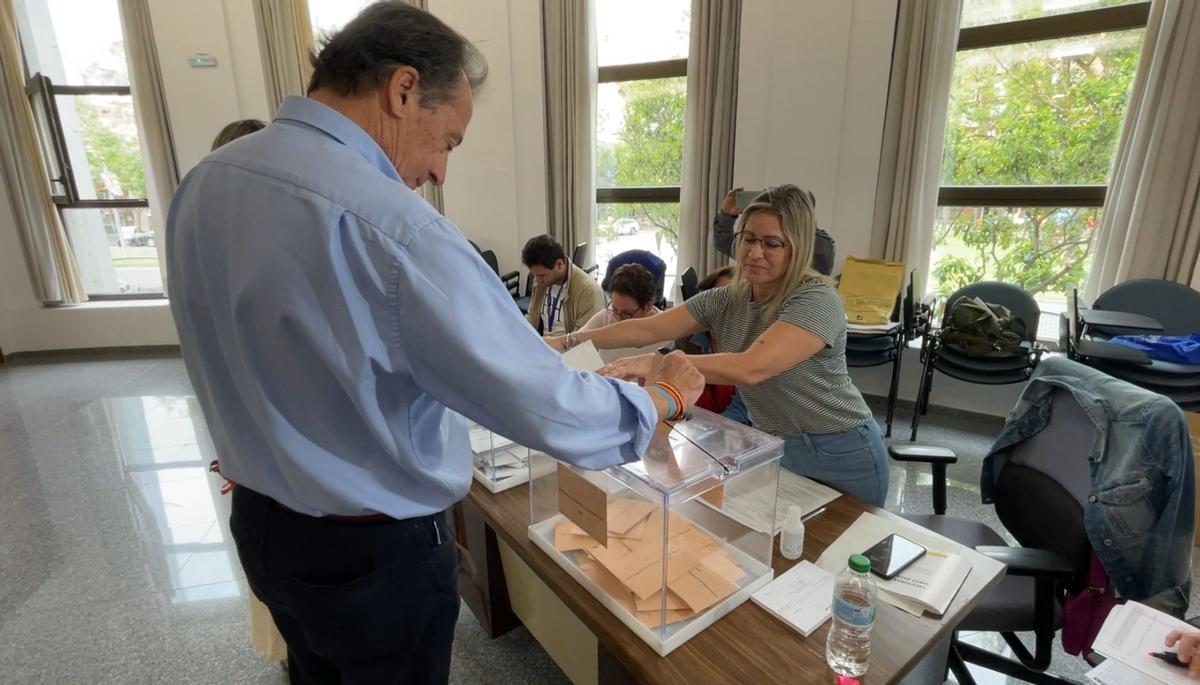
{"left": 911, "top": 282, "right": 1042, "bottom": 440}
{"left": 479, "top": 249, "right": 521, "bottom": 301}
{"left": 1062, "top": 281, "right": 1200, "bottom": 410}
{"left": 516, "top": 273, "right": 534, "bottom": 314}
{"left": 572, "top": 242, "right": 588, "bottom": 268}
{"left": 894, "top": 388, "right": 1098, "bottom": 685}
{"left": 680, "top": 267, "right": 699, "bottom": 301}
{"left": 600, "top": 250, "right": 668, "bottom": 310}
{"left": 845, "top": 271, "right": 931, "bottom": 437}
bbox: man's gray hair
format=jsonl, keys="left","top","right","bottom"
{"left": 307, "top": 1, "right": 487, "bottom": 107}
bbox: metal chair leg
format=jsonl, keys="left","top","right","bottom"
{"left": 884, "top": 337, "right": 903, "bottom": 438}
{"left": 910, "top": 343, "right": 935, "bottom": 441}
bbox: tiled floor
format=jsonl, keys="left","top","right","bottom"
{"left": 0, "top": 353, "right": 1194, "bottom": 683}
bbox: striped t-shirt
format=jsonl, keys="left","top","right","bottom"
{"left": 685, "top": 280, "right": 873, "bottom": 435}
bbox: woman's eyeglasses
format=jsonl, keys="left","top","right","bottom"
{"left": 734, "top": 231, "right": 789, "bottom": 255}
{"left": 607, "top": 304, "right": 643, "bottom": 320}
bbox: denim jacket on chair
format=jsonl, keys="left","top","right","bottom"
{"left": 982, "top": 356, "right": 1194, "bottom": 617}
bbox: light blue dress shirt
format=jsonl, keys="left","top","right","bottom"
{"left": 166, "top": 96, "right": 656, "bottom": 518}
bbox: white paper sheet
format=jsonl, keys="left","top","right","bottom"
{"left": 562, "top": 340, "right": 604, "bottom": 372}
{"left": 1087, "top": 658, "right": 1164, "bottom": 685}
{"left": 1092, "top": 602, "right": 1194, "bottom": 685}
{"left": 751, "top": 561, "right": 834, "bottom": 637}
{"left": 718, "top": 470, "right": 842, "bottom": 534}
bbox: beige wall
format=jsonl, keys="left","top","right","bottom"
{"left": 432, "top": 0, "right": 549, "bottom": 277}
{"left": 734, "top": 0, "right": 897, "bottom": 272}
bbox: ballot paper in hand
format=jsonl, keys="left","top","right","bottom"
{"left": 562, "top": 340, "right": 604, "bottom": 372}
{"left": 1091, "top": 602, "right": 1195, "bottom": 685}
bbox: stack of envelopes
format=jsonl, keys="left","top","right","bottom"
{"left": 553, "top": 498, "right": 746, "bottom": 628}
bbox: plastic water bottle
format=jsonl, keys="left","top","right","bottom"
{"left": 826, "top": 553, "right": 877, "bottom": 677}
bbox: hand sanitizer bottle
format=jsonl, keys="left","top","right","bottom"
{"left": 780, "top": 505, "right": 805, "bottom": 560}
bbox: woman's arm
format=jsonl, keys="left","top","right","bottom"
{"left": 548, "top": 304, "right": 704, "bottom": 352}
{"left": 688, "top": 320, "right": 825, "bottom": 385}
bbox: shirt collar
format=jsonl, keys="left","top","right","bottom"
{"left": 274, "top": 96, "right": 402, "bottom": 183}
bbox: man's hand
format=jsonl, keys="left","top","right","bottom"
{"left": 721, "top": 187, "right": 744, "bottom": 216}
{"left": 658, "top": 351, "right": 704, "bottom": 409}
{"left": 598, "top": 353, "right": 658, "bottom": 384}
{"left": 1165, "top": 630, "right": 1200, "bottom": 679}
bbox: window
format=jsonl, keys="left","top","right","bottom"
{"left": 929, "top": 0, "right": 1148, "bottom": 339}
{"left": 594, "top": 0, "right": 690, "bottom": 294}
{"left": 14, "top": 0, "right": 163, "bottom": 298}
{"left": 307, "top": 0, "right": 374, "bottom": 43}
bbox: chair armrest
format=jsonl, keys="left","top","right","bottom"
{"left": 585, "top": 264, "right": 599, "bottom": 277}
{"left": 888, "top": 444, "right": 957, "bottom": 464}
{"left": 974, "top": 546, "right": 1074, "bottom": 579}
{"left": 1079, "top": 309, "right": 1163, "bottom": 332}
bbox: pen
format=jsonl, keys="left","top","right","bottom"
{"left": 1148, "top": 651, "right": 1187, "bottom": 668}
{"left": 802, "top": 506, "right": 826, "bottom": 522}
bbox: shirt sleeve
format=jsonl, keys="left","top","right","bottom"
{"left": 712, "top": 212, "right": 736, "bottom": 257}
{"left": 778, "top": 284, "right": 845, "bottom": 348}
{"left": 392, "top": 220, "right": 656, "bottom": 470}
{"left": 685, "top": 285, "right": 729, "bottom": 332}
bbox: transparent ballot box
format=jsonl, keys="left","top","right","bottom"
{"left": 528, "top": 408, "right": 783, "bottom": 655}
{"left": 468, "top": 421, "right": 535, "bottom": 493}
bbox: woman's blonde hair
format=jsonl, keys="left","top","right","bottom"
{"left": 731, "top": 184, "right": 822, "bottom": 320}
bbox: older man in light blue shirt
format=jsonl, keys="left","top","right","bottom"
{"left": 166, "top": 5, "right": 701, "bottom": 683}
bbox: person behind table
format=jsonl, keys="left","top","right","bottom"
{"left": 579, "top": 263, "right": 673, "bottom": 364}
{"left": 166, "top": 4, "right": 705, "bottom": 682}
{"left": 521, "top": 234, "right": 605, "bottom": 335}
{"left": 549, "top": 185, "right": 889, "bottom": 506}
{"left": 712, "top": 186, "right": 836, "bottom": 276}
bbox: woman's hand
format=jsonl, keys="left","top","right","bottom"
{"left": 722, "top": 187, "right": 745, "bottom": 216}
{"left": 598, "top": 353, "right": 659, "bottom": 384}
{"left": 1165, "top": 630, "right": 1200, "bottom": 678}
{"left": 544, "top": 335, "right": 566, "bottom": 352}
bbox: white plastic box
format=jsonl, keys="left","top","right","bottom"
{"left": 469, "top": 421, "right": 536, "bottom": 493}
{"left": 528, "top": 408, "right": 783, "bottom": 655}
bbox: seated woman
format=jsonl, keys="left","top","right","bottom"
{"left": 549, "top": 185, "right": 888, "bottom": 506}
{"left": 579, "top": 264, "right": 673, "bottom": 364}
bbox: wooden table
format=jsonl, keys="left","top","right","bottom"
{"left": 461, "top": 481, "right": 1006, "bottom": 685}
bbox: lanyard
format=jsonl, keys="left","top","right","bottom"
{"left": 546, "top": 284, "right": 565, "bottom": 331}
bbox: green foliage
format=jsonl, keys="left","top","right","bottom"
{"left": 932, "top": 31, "right": 1141, "bottom": 298}
{"left": 607, "top": 77, "right": 686, "bottom": 250}
{"left": 75, "top": 98, "right": 146, "bottom": 200}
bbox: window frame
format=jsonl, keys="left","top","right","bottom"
{"left": 937, "top": 2, "right": 1150, "bottom": 211}
{"left": 594, "top": 57, "right": 688, "bottom": 206}
{"left": 27, "top": 72, "right": 157, "bottom": 300}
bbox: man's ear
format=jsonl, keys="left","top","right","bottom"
{"left": 383, "top": 66, "right": 421, "bottom": 117}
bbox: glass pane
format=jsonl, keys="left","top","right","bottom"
{"left": 596, "top": 77, "right": 686, "bottom": 188}
{"left": 56, "top": 94, "right": 147, "bottom": 201}
{"left": 928, "top": 206, "right": 1101, "bottom": 339}
{"left": 596, "top": 202, "right": 680, "bottom": 296}
{"left": 28, "top": 92, "right": 67, "bottom": 198}
{"left": 940, "top": 29, "right": 1142, "bottom": 186}
{"left": 596, "top": 0, "right": 691, "bottom": 67}
{"left": 62, "top": 206, "right": 162, "bottom": 295}
{"left": 960, "top": 0, "right": 1143, "bottom": 28}
{"left": 15, "top": 0, "right": 129, "bottom": 85}
{"left": 307, "top": 0, "right": 374, "bottom": 44}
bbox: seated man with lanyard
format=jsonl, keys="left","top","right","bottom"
{"left": 522, "top": 235, "right": 606, "bottom": 335}
{"left": 713, "top": 186, "right": 836, "bottom": 275}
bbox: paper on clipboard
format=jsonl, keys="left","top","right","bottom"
{"left": 1091, "top": 602, "right": 1195, "bottom": 684}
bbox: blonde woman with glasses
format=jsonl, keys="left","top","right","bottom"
{"left": 547, "top": 185, "right": 888, "bottom": 505}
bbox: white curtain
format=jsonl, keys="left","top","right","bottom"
{"left": 1085, "top": 0, "right": 1200, "bottom": 300}
{"left": 677, "top": 0, "right": 741, "bottom": 278}
{"left": 0, "top": 0, "right": 85, "bottom": 303}
{"left": 869, "top": 0, "right": 962, "bottom": 284}
{"left": 541, "top": 0, "right": 595, "bottom": 263}
{"left": 118, "top": 0, "right": 180, "bottom": 294}
{"left": 253, "top": 0, "right": 315, "bottom": 116}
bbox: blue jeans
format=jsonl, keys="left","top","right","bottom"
{"left": 781, "top": 421, "right": 890, "bottom": 507}
{"left": 721, "top": 389, "right": 750, "bottom": 426}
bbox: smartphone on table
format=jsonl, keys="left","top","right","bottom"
{"left": 861, "top": 534, "right": 926, "bottom": 580}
